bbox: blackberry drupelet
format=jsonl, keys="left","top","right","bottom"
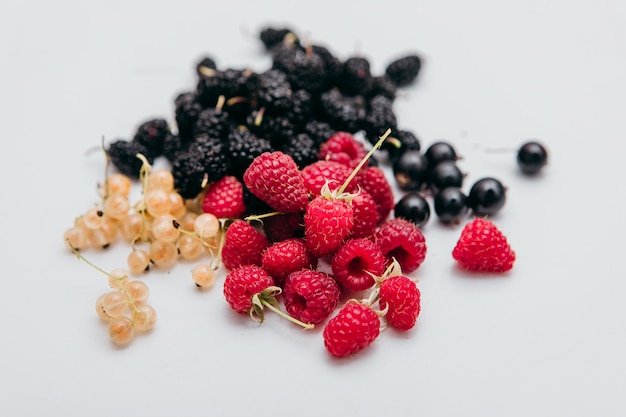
{"left": 227, "top": 128, "right": 273, "bottom": 178}
{"left": 132, "top": 118, "right": 169, "bottom": 157}
{"left": 385, "top": 129, "right": 421, "bottom": 161}
{"left": 281, "top": 133, "right": 318, "bottom": 168}
{"left": 385, "top": 54, "right": 422, "bottom": 87}
{"left": 174, "top": 92, "right": 203, "bottom": 140}
{"left": 338, "top": 56, "right": 373, "bottom": 96}
{"left": 304, "top": 120, "right": 336, "bottom": 147}
{"left": 194, "top": 106, "right": 232, "bottom": 140}
{"left": 317, "top": 89, "right": 366, "bottom": 133}
{"left": 362, "top": 95, "right": 397, "bottom": 144}
{"left": 107, "top": 140, "right": 154, "bottom": 179}
{"left": 256, "top": 69, "right": 293, "bottom": 112}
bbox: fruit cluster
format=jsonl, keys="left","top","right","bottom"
{"left": 64, "top": 25, "right": 543, "bottom": 355}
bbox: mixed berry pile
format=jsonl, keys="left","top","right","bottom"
{"left": 64, "top": 26, "right": 547, "bottom": 357}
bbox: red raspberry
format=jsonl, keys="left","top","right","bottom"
{"left": 350, "top": 190, "right": 378, "bottom": 239}
{"left": 452, "top": 218, "right": 516, "bottom": 272}
{"left": 304, "top": 196, "right": 354, "bottom": 258}
{"left": 261, "top": 238, "right": 317, "bottom": 287}
{"left": 318, "top": 131, "right": 367, "bottom": 168}
{"left": 243, "top": 151, "right": 309, "bottom": 213}
{"left": 378, "top": 275, "right": 421, "bottom": 331}
{"left": 201, "top": 176, "right": 246, "bottom": 219}
{"left": 301, "top": 160, "right": 357, "bottom": 196}
{"left": 283, "top": 270, "right": 341, "bottom": 325}
{"left": 262, "top": 212, "right": 304, "bottom": 242}
{"left": 323, "top": 301, "right": 380, "bottom": 358}
{"left": 356, "top": 166, "right": 394, "bottom": 223}
{"left": 221, "top": 219, "right": 270, "bottom": 270}
{"left": 374, "top": 218, "right": 427, "bottom": 273}
{"left": 223, "top": 265, "right": 275, "bottom": 314}
{"left": 331, "top": 238, "right": 385, "bottom": 292}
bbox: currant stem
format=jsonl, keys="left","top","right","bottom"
{"left": 66, "top": 240, "right": 111, "bottom": 277}
{"left": 336, "top": 128, "right": 392, "bottom": 195}
{"left": 260, "top": 299, "right": 314, "bottom": 330}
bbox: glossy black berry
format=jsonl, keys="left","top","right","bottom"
{"left": 428, "top": 161, "right": 464, "bottom": 191}
{"left": 517, "top": 141, "right": 548, "bottom": 175}
{"left": 338, "top": 57, "right": 373, "bottom": 96}
{"left": 433, "top": 187, "right": 469, "bottom": 224}
{"left": 392, "top": 150, "right": 429, "bottom": 191}
{"left": 362, "top": 95, "right": 397, "bottom": 144}
{"left": 468, "top": 177, "right": 506, "bottom": 217}
{"left": 384, "top": 129, "right": 421, "bottom": 161}
{"left": 385, "top": 54, "right": 422, "bottom": 87}
{"left": 394, "top": 192, "right": 431, "bottom": 227}
{"left": 107, "top": 140, "right": 153, "bottom": 179}
{"left": 424, "top": 141, "right": 458, "bottom": 166}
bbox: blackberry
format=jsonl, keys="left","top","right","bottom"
{"left": 393, "top": 150, "right": 429, "bottom": 191}
{"left": 287, "top": 89, "right": 314, "bottom": 129}
{"left": 161, "top": 133, "right": 189, "bottom": 163}
{"left": 196, "top": 69, "right": 254, "bottom": 107}
{"left": 132, "top": 118, "right": 169, "bottom": 157}
{"left": 304, "top": 120, "right": 336, "bottom": 147}
{"left": 107, "top": 139, "right": 154, "bottom": 179}
{"left": 194, "top": 106, "right": 232, "bottom": 140}
{"left": 424, "top": 141, "right": 458, "bottom": 166}
{"left": 428, "top": 161, "right": 464, "bottom": 192}
{"left": 368, "top": 76, "right": 397, "bottom": 100}
{"left": 195, "top": 56, "right": 217, "bottom": 77}
{"left": 226, "top": 128, "right": 272, "bottom": 178}
{"left": 174, "top": 92, "right": 203, "bottom": 139}
{"left": 467, "top": 177, "right": 506, "bottom": 217}
{"left": 317, "top": 89, "right": 366, "bottom": 133}
{"left": 394, "top": 192, "right": 431, "bottom": 227}
{"left": 385, "top": 129, "right": 421, "bottom": 161}
{"left": 246, "top": 110, "right": 295, "bottom": 148}
{"left": 385, "top": 54, "right": 422, "bottom": 87}
{"left": 281, "top": 133, "right": 318, "bottom": 168}
{"left": 311, "top": 44, "right": 343, "bottom": 88}
{"left": 259, "top": 27, "right": 298, "bottom": 50}
{"left": 362, "top": 95, "right": 397, "bottom": 144}
{"left": 434, "top": 187, "right": 469, "bottom": 224}
{"left": 196, "top": 72, "right": 226, "bottom": 107}
{"left": 338, "top": 56, "right": 373, "bottom": 96}
{"left": 517, "top": 141, "right": 548, "bottom": 175}
{"left": 256, "top": 69, "right": 292, "bottom": 113}
{"left": 274, "top": 47, "right": 328, "bottom": 94}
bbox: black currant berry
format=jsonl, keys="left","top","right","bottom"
{"left": 434, "top": 187, "right": 469, "bottom": 224}
{"left": 517, "top": 141, "right": 548, "bottom": 175}
{"left": 392, "top": 150, "right": 429, "bottom": 191}
{"left": 424, "top": 141, "right": 458, "bottom": 167}
{"left": 428, "top": 161, "right": 464, "bottom": 191}
{"left": 468, "top": 177, "right": 506, "bottom": 217}
{"left": 394, "top": 192, "right": 431, "bottom": 227}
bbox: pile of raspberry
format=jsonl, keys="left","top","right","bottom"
{"left": 67, "top": 26, "right": 519, "bottom": 357}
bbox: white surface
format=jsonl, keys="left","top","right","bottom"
{"left": 1, "top": 0, "right": 626, "bottom": 416}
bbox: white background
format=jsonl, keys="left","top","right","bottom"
{"left": 1, "top": 0, "right": 626, "bottom": 416}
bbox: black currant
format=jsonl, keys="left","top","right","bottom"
{"left": 428, "top": 160, "right": 464, "bottom": 191}
{"left": 424, "top": 141, "right": 458, "bottom": 167}
{"left": 517, "top": 141, "right": 548, "bottom": 175}
{"left": 433, "top": 187, "right": 469, "bottom": 224}
{"left": 394, "top": 192, "right": 431, "bottom": 227}
{"left": 468, "top": 177, "right": 506, "bottom": 217}
{"left": 392, "top": 150, "right": 429, "bottom": 191}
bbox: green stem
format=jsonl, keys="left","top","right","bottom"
{"left": 260, "top": 299, "right": 314, "bottom": 330}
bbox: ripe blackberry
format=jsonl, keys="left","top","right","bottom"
{"left": 256, "top": 69, "right": 293, "bottom": 112}
{"left": 362, "top": 95, "right": 397, "bottom": 144}
{"left": 424, "top": 141, "right": 458, "bottom": 166}
{"left": 434, "top": 187, "right": 469, "bottom": 224}
{"left": 259, "top": 27, "right": 298, "bottom": 50}
{"left": 428, "top": 161, "right": 464, "bottom": 191}
{"left": 311, "top": 44, "right": 343, "bottom": 88}
{"left": 317, "top": 89, "right": 366, "bottom": 133}
{"left": 194, "top": 106, "right": 232, "bottom": 140}
{"left": 517, "top": 141, "right": 548, "bottom": 175}
{"left": 196, "top": 69, "right": 255, "bottom": 107}
{"left": 287, "top": 89, "right": 314, "bottom": 129}
{"left": 394, "top": 192, "right": 431, "bottom": 227}
{"left": 247, "top": 111, "right": 295, "bottom": 148}
{"left": 367, "top": 75, "right": 397, "bottom": 101}
{"left": 339, "top": 56, "right": 373, "bottom": 96}
{"left": 161, "top": 133, "right": 189, "bottom": 163}
{"left": 132, "top": 118, "right": 169, "bottom": 157}
{"left": 393, "top": 150, "right": 429, "bottom": 191}
{"left": 304, "top": 120, "right": 336, "bottom": 147}
{"left": 107, "top": 139, "right": 153, "bottom": 179}
{"left": 174, "top": 92, "right": 203, "bottom": 140}
{"left": 281, "top": 133, "right": 318, "bottom": 168}
{"left": 273, "top": 47, "right": 327, "bottom": 94}
{"left": 195, "top": 56, "right": 217, "bottom": 76}
{"left": 385, "top": 54, "right": 422, "bottom": 87}
{"left": 468, "top": 177, "right": 506, "bottom": 217}
{"left": 227, "top": 128, "right": 273, "bottom": 178}
{"left": 385, "top": 129, "right": 421, "bottom": 161}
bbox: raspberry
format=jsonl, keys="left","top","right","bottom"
{"left": 201, "top": 176, "right": 246, "bottom": 219}
{"left": 223, "top": 265, "right": 275, "bottom": 314}
{"left": 318, "top": 131, "right": 367, "bottom": 168}
{"left": 283, "top": 270, "right": 340, "bottom": 325}
{"left": 221, "top": 220, "right": 270, "bottom": 270}
{"left": 304, "top": 196, "right": 354, "bottom": 258}
{"left": 452, "top": 218, "right": 516, "bottom": 272}
{"left": 356, "top": 166, "right": 394, "bottom": 223}
{"left": 374, "top": 218, "right": 427, "bottom": 273}
{"left": 243, "top": 151, "right": 309, "bottom": 214}
{"left": 261, "top": 238, "right": 317, "bottom": 287}
{"left": 350, "top": 191, "right": 379, "bottom": 239}
{"left": 301, "top": 160, "right": 356, "bottom": 196}
{"left": 379, "top": 275, "right": 421, "bottom": 331}
{"left": 331, "top": 238, "right": 385, "bottom": 292}
{"left": 323, "top": 301, "right": 380, "bottom": 358}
